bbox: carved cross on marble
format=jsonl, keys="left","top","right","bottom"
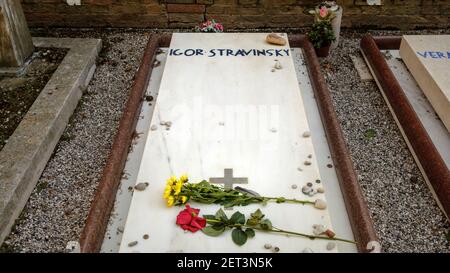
{"left": 209, "top": 168, "right": 248, "bottom": 190}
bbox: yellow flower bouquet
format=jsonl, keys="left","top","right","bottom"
{"left": 163, "top": 175, "right": 327, "bottom": 210}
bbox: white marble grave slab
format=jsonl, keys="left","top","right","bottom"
{"left": 400, "top": 35, "right": 450, "bottom": 132}
{"left": 119, "top": 33, "right": 346, "bottom": 253}
{"left": 383, "top": 50, "right": 450, "bottom": 169}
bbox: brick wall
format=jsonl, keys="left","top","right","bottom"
{"left": 21, "top": 0, "right": 450, "bottom": 29}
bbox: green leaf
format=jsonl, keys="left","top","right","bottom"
{"left": 203, "top": 214, "right": 217, "bottom": 221}
{"left": 245, "top": 228, "right": 255, "bottom": 238}
{"left": 230, "top": 211, "right": 245, "bottom": 225}
{"left": 215, "top": 208, "right": 229, "bottom": 221}
{"left": 212, "top": 224, "right": 225, "bottom": 230}
{"left": 364, "top": 129, "right": 377, "bottom": 140}
{"left": 250, "top": 209, "right": 264, "bottom": 220}
{"left": 231, "top": 228, "right": 247, "bottom": 246}
{"left": 246, "top": 218, "right": 260, "bottom": 227}
{"left": 276, "top": 197, "right": 286, "bottom": 203}
{"left": 260, "top": 219, "right": 273, "bottom": 230}
{"left": 202, "top": 226, "right": 225, "bottom": 237}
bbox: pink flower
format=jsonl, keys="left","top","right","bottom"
{"left": 319, "top": 6, "right": 328, "bottom": 18}
{"left": 176, "top": 204, "right": 206, "bottom": 232}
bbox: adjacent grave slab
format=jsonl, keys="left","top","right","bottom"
{"left": 0, "top": 37, "right": 101, "bottom": 245}
{"left": 119, "top": 33, "right": 353, "bottom": 253}
{"left": 361, "top": 35, "right": 450, "bottom": 220}
{"left": 386, "top": 50, "right": 450, "bottom": 170}
{"left": 400, "top": 35, "right": 450, "bottom": 133}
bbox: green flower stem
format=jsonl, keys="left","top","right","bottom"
{"left": 268, "top": 226, "right": 356, "bottom": 244}
{"left": 181, "top": 186, "right": 315, "bottom": 206}
{"left": 205, "top": 219, "right": 356, "bottom": 244}
{"left": 264, "top": 197, "right": 315, "bottom": 205}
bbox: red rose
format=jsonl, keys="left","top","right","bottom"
{"left": 176, "top": 204, "right": 206, "bottom": 232}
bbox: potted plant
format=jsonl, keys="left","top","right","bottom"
{"left": 308, "top": 7, "right": 336, "bottom": 57}
{"left": 309, "top": 1, "right": 343, "bottom": 49}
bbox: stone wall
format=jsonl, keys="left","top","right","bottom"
{"left": 21, "top": 0, "right": 450, "bottom": 30}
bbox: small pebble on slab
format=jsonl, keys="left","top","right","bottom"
{"left": 312, "top": 224, "right": 325, "bottom": 235}
{"left": 134, "top": 182, "right": 148, "bottom": 191}
{"left": 302, "top": 248, "right": 314, "bottom": 253}
{"left": 302, "top": 185, "right": 312, "bottom": 195}
{"left": 326, "top": 242, "right": 336, "bottom": 251}
{"left": 266, "top": 33, "right": 286, "bottom": 46}
{"left": 314, "top": 199, "right": 327, "bottom": 210}
{"left": 302, "top": 131, "right": 311, "bottom": 138}
{"left": 128, "top": 241, "right": 138, "bottom": 247}
{"left": 324, "top": 229, "right": 336, "bottom": 238}
{"left": 274, "top": 61, "right": 282, "bottom": 70}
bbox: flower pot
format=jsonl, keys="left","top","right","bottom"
{"left": 314, "top": 44, "right": 331, "bottom": 58}
{"left": 330, "top": 6, "right": 342, "bottom": 50}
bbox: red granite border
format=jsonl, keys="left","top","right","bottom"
{"left": 360, "top": 34, "right": 450, "bottom": 220}
{"left": 80, "top": 33, "right": 378, "bottom": 253}
{"left": 79, "top": 34, "right": 170, "bottom": 253}
{"left": 292, "top": 35, "right": 379, "bottom": 253}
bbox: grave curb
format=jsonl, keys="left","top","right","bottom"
{"left": 80, "top": 33, "right": 378, "bottom": 253}
{"left": 0, "top": 37, "right": 101, "bottom": 246}
{"left": 79, "top": 34, "right": 170, "bottom": 253}
{"left": 295, "top": 35, "right": 379, "bottom": 253}
{"left": 360, "top": 35, "right": 450, "bottom": 220}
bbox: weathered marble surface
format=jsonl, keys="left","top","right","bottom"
{"left": 120, "top": 33, "right": 351, "bottom": 253}
{"left": 400, "top": 35, "right": 450, "bottom": 133}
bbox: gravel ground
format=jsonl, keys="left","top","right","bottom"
{"left": 1, "top": 28, "right": 449, "bottom": 253}
{"left": 322, "top": 29, "right": 450, "bottom": 253}
{"left": 1, "top": 29, "right": 149, "bottom": 253}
